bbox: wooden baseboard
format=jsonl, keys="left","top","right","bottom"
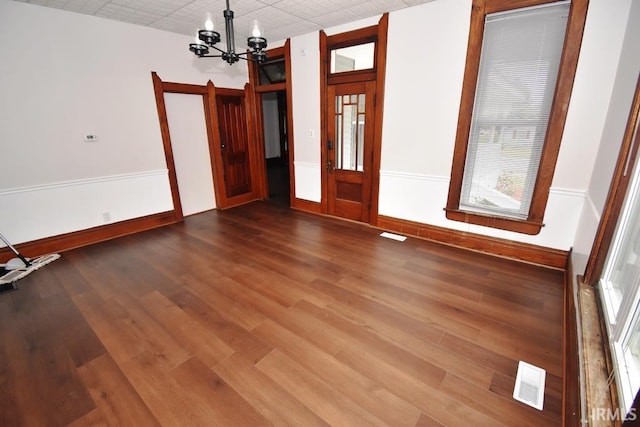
{"left": 376, "top": 215, "right": 568, "bottom": 270}
{"left": 291, "top": 198, "right": 323, "bottom": 215}
{"left": 563, "top": 252, "right": 581, "bottom": 426}
{"left": 0, "top": 211, "right": 178, "bottom": 262}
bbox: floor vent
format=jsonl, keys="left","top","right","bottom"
{"left": 513, "top": 361, "right": 546, "bottom": 410}
{"left": 380, "top": 232, "right": 407, "bottom": 242}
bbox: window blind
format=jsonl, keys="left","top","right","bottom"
{"left": 460, "top": 2, "right": 570, "bottom": 219}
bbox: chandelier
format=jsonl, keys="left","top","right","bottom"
{"left": 189, "top": 0, "right": 267, "bottom": 65}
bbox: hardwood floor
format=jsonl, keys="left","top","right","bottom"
{"left": 0, "top": 201, "right": 564, "bottom": 426}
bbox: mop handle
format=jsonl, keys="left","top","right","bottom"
{"left": 0, "top": 232, "right": 31, "bottom": 267}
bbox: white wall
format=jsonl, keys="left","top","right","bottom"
{"left": 164, "top": 93, "right": 216, "bottom": 216}
{"left": 288, "top": 0, "right": 636, "bottom": 251}
{"left": 262, "top": 93, "right": 281, "bottom": 159}
{"left": 0, "top": 0, "right": 247, "bottom": 245}
{"left": 291, "top": 31, "right": 321, "bottom": 202}
{"left": 571, "top": 0, "right": 640, "bottom": 273}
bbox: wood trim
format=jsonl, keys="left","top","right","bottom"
{"left": 484, "top": 0, "right": 560, "bottom": 14}
{"left": 445, "top": 208, "right": 544, "bottom": 235}
{"left": 377, "top": 215, "right": 568, "bottom": 269}
{"left": 527, "top": 0, "right": 589, "bottom": 226}
{"left": 266, "top": 46, "right": 285, "bottom": 58}
{"left": 0, "top": 211, "right": 177, "bottom": 263}
{"left": 563, "top": 251, "right": 581, "bottom": 426}
{"left": 319, "top": 30, "right": 329, "bottom": 214}
{"left": 327, "top": 70, "right": 377, "bottom": 85}
{"left": 291, "top": 198, "right": 323, "bottom": 215}
{"left": 255, "top": 83, "right": 286, "bottom": 93}
{"left": 369, "top": 13, "right": 388, "bottom": 227}
{"left": 252, "top": 85, "right": 269, "bottom": 200}
{"left": 445, "top": 0, "right": 589, "bottom": 236}
{"left": 445, "top": 0, "right": 485, "bottom": 223}
{"left": 285, "top": 39, "right": 296, "bottom": 207}
{"left": 204, "top": 81, "right": 223, "bottom": 208}
{"left": 446, "top": 0, "right": 485, "bottom": 221}
{"left": 244, "top": 82, "right": 267, "bottom": 201}
{"left": 214, "top": 87, "right": 244, "bottom": 97}
{"left": 584, "top": 74, "right": 640, "bottom": 285}
{"left": 151, "top": 72, "right": 183, "bottom": 221}
{"left": 161, "top": 82, "right": 207, "bottom": 95}
{"left": 325, "top": 25, "right": 378, "bottom": 48}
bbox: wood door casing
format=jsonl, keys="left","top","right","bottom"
{"left": 327, "top": 81, "right": 376, "bottom": 222}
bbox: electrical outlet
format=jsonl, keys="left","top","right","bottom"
{"left": 102, "top": 212, "right": 111, "bottom": 222}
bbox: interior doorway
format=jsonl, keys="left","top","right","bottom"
{"left": 262, "top": 91, "right": 289, "bottom": 206}
{"left": 248, "top": 42, "right": 294, "bottom": 207}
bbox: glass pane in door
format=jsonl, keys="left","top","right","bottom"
{"left": 335, "top": 92, "right": 366, "bottom": 171}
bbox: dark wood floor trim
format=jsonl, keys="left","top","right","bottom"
{"left": 376, "top": 215, "right": 568, "bottom": 270}
{"left": 0, "top": 211, "right": 177, "bottom": 262}
{"left": 563, "top": 252, "right": 581, "bottom": 426}
{"left": 291, "top": 198, "right": 323, "bottom": 214}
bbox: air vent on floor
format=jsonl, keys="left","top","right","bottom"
{"left": 380, "top": 232, "right": 407, "bottom": 242}
{"left": 513, "top": 361, "right": 546, "bottom": 410}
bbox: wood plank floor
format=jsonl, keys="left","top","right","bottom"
{"left": 0, "top": 201, "right": 564, "bottom": 426}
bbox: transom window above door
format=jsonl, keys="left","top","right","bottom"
{"left": 330, "top": 42, "right": 375, "bottom": 74}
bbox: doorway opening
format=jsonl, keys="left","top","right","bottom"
{"left": 262, "top": 90, "right": 289, "bottom": 206}
{"left": 249, "top": 42, "right": 295, "bottom": 208}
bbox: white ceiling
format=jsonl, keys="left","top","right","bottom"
{"left": 14, "top": 0, "right": 435, "bottom": 44}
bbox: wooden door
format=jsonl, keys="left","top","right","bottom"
{"left": 326, "top": 81, "right": 376, "bottom": 222}
{"left": 217, "top": 92, "right": 251, "bottom": 197}
{"left": 208, "top": 84, "right": 260, "bottom": 209}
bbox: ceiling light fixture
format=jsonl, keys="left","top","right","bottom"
{"left": 189, "top": 0, "right": 267, "bottom": 65}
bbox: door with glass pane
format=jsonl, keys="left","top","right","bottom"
{"left": 326, "top": 81, "right": 375, "bottom": 222}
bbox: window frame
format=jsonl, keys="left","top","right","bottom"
{"left": 445, "top": 0, "right": 589, "bottom": 235}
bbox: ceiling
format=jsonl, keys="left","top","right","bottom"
{"left": 14, "top": 0, "right": 435, "bottom": 44}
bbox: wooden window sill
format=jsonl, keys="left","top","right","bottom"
{"left": 576, "top": 276, "right": 621, "bottom": 425}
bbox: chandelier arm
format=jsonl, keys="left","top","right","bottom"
{"left": 208, "top": 45, "right": 228, "bottom": 55}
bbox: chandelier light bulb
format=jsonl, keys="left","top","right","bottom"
{"left": 251, "top": 20, "right": 263, "bottom": 38}
{"left": 204, "top": 18, "right": 214, "bottom": 31}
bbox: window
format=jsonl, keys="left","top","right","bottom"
{"left": 258, "top": 58, "right": 286, "bottom": 85}
{"left": 446, "top": 0, "right": 588, "bottom": 235}
{"left": 600, "top": 141, "right": 640, "bottom": 412}
{"left": 596, "top": 79, "right": 640, "bottom": 414}
{"left": 330, "top": 43, "right": 375, "bottom": 73}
